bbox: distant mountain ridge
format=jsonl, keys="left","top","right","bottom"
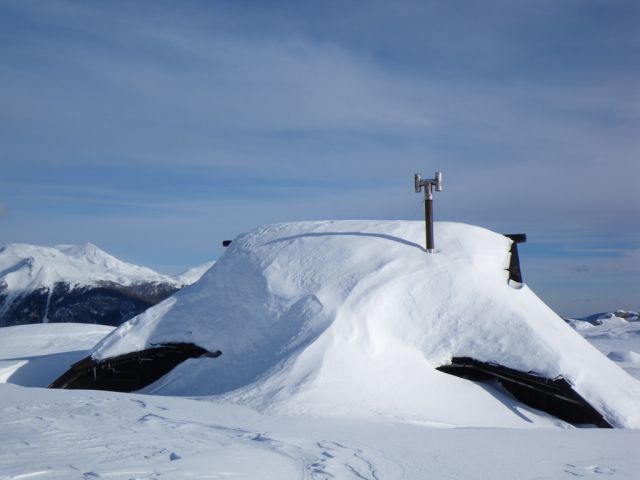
{"left": 0, "top": 243, "right": 213, "bottom": 327}
{"left": 566, "top": 310, "right": 639, "bottom": 325}
{"left": 171, "top": 261, "right": 216, "bottom": 286}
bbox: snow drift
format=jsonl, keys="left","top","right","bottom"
{"left": 88, "top": 221, "right": 640, "bottom": 428}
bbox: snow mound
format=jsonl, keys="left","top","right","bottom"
{"left": 608, "top": 351, "right": 640, "bottom": 364}
{"left": 92, "top": 221, "right": 640, "bottom": 428}
{"left": 0, "top": 242, "right": 177, "bottom": 292}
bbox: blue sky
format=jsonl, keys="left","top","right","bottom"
{"left": 1, "top": 0, "right": 638, "bottom": 316}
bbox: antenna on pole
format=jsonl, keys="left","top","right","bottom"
{"left": 414, "top": 171, "right": 443, "bottom": 253}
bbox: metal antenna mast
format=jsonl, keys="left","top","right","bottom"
{"left": 414, "top": 171, "right": 443, "bottom": 253}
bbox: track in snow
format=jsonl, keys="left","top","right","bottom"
{"left": 0, "top": 387, "right": 391, "bottom": 480}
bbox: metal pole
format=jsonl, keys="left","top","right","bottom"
{"left": 414, "top": 171, "right": 442, "bottom": 253}
{"left": 425, "top": 185, "right": 434, "bottom": 252}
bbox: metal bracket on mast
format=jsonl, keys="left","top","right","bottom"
{"left": 414, "top": 172, "right": 443, "bottom": 252}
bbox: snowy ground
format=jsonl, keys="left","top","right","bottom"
{"left": 1, "top": 220, "right": 639, "bottom": 478}
{"left": 566, "top": 315, "right": 640, "bottom": 381}
{"left": 1, "top": 322, "right": 640, "bottom": 479}
{"left": 3, "top": 382, "right": 640, "bottom": 480}
{"left": 0, "top": 323, "right": 114, "bottom": 387}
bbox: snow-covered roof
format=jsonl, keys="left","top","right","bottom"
{"left": 91, "top": 220, "right": 640, "bottom": 428}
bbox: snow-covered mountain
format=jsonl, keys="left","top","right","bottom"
{"left": 568, "top": 310, "right": 639, "bottom": 324}
{"left": 0, "top": 243, "right": 212, "bottom": 327}
{"left": 55, "top": 220, "right": 640, "bottom": 429}
{"left": 171, "top": 261, "right": 216, "bottom": 286}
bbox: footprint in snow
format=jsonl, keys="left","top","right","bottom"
{"left": 564, "top": 463, "right": 616, "bottom": 477}
{"left": 129, "top": 399, "right": 147, "bottom": 408}
{"left": 589, "top": 465, "right": 616, "bottom": 475}
{"left": 242, "top": 432, "right": 272, "bottom": 442}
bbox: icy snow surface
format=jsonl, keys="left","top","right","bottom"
{"left": 3, "top": 382, "right": 640, "bottom": 480}
{"left": 1, "top": 321, "right": 640, "bottom": 479}
{"left": 0, "top": 243, "right": 180, "bottom": 292}
{"left": 0, "top": 323, "right": 114, "bottom": 387}
{"left": 567, "top": 315, "right": 640, "bottom": 381}
{"left": 91, "top": 221, "right": 640, "bottom": 428}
